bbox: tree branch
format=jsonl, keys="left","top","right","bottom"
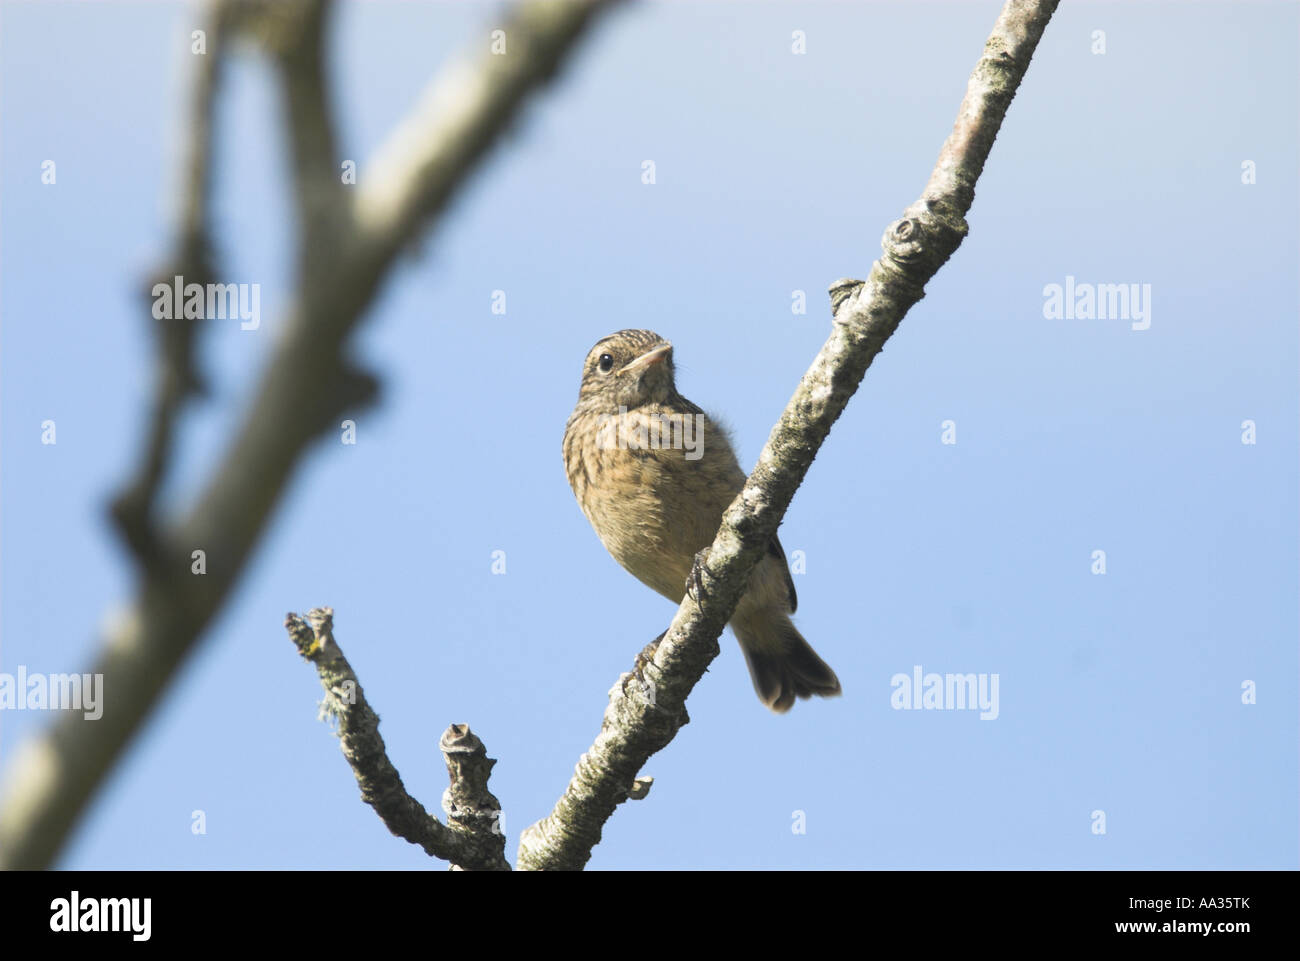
{"left": 108, "top": 0, "right": 230, "bottom": 567}
{"left": 0, "top": 0, "right": 623, "bottom": 870}
{"left": 285, "top": 609, "right": 508, "bottom": 871}
{"left": 517, "top": 0, "right": 1061, "bottom": 871}
{"left": 353, "top": 0, "right": 616, "bottom": 264}
{"left": 271, "top": 0, "right": 348, "bottom": 278}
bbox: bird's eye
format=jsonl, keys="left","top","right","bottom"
{"left": 597, "top": 353, "right": 614, "bottom": 373}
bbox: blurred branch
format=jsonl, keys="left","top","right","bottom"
{"left": 517, "top": 0, "right": 1061, "bottom": 871}
{"left": 285, "top": 609, "right": 508, "bottom": 871}
{"left": 108, "top": 0, "right": 229, "bottom": 566}
{"left": 271, "top": 0, "right": 348, "bottom": 277}
{"left": 0, "top": 0, "right": 622, "bottom": 870}
{"left": 350, "top": 1, "right": 612, "bottom": 262}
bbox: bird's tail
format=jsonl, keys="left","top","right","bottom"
{"left": 732, "top": 613, "right": 841, "bottom": 713}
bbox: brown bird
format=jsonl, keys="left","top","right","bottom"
{"left": 563, "top": 329, "right": 841, "bottom": 712}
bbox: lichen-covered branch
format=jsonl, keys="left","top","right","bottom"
{"left": 0, "top": 0, "right": 622, "bottom": 870}
{"left": 517, "top": 0, "right": 1061, "bottom": 871}
{"left": 285, "top": 609, "right": 508, "bottom": 871}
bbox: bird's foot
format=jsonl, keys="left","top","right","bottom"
{"left": 635, "top": 631, "right": 666, "bottom": 673}
{"left": 685, "top": 548, "right": 710, "bottom": 603}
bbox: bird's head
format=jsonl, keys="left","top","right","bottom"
{"left": 575, "top": 329, "right": 676, "bottom": 409}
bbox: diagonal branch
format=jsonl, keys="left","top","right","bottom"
{"left": 285, "top": 609, "right": 508, "bottom": 871}
{"left": 517, "top": 0, "right": 1061, "bottom": 871}
{"left": 352, "top": 0, "right": 618, "bottom": 265}
{"left": 0, "top": 0, "right": 623, "bottom": 870}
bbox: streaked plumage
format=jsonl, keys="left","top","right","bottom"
{"left": 563, "top": 329, "right": 841, "bottom": 712}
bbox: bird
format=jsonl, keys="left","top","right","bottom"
{"left": 562, "top": 328, "right": 841, "bottom": 713}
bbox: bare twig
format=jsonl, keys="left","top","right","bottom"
{"left": 517, "top": 0, "right": 1061, "bottom": 871}
{"left": 285, "top": 609, "right": 508, "bottom": 871}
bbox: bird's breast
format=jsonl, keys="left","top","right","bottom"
{"left": 564, "top": 404, "right": 744, "bottom": 602}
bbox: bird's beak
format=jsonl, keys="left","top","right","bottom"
{"left": 619, "top": 343, "right": 672, "bottom": 375}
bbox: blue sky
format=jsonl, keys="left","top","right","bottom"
{"left": 1, "top": 0, "right": 1296, "bottom": 869}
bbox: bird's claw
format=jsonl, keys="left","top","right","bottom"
{"left": 635, "top": 631, "right": 666, "bottom": 673}
{"left": 685, "top": 549, "right": 709, "bottom": 603}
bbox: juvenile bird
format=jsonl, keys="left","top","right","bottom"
{"left": 562, "top": 329, "right": 841, "bottom": 713}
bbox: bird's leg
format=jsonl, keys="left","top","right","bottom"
{"left": 685, "top": 548, "right": 710, "bottom": 603}
{"left": 631, "top": 630, "right": 690, "bottom": 724}
{"left": 628, "top": 631, "right": 667, "bottom": 710}
{"left": 635, "top": 631, "right": 666, "bottom": 673}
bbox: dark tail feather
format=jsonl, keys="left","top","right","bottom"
{"left": 736, "top": 616, "right": 841, "bottom": 714}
